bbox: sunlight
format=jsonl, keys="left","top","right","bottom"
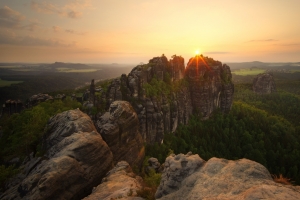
{"left": 195, "top": 49, "right": 200, "bottom": 55}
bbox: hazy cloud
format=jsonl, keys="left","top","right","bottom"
{"left": 67, "top": 11, "right": 82, "bottom": 19}
{"left": 65, "top": 29, "right": 87, "bottom": 35}
{"left": 0, "top": 6, "right": 43, "bottom": 31}
{"left": 0, "top": 30, "right": 75, "bottom": 47}
{"left": 30, "top": 0, "right": 91, "bottom": 19}
{"left": 275, "top": 43, "right": 300, "bottom": 46}
{"left": 204, "top": 51, "right": 231, "bottom": 54}
{"left": 0, "top": 6, "right": 26, "bottom": 28}
{"left": 246, "top": 39, "right": 278, "bottom": 43}
{"left": 22, "top": 20, "right": 42, "bottom": 31}
{"left": 52, "top": 26, "right": 61, "bottom": 33}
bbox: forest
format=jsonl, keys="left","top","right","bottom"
{"left": 0, "top": 68, "right": 300, "bottom": 191}
{"left": 146, "top": 72, "right": 300, "bottom": 185}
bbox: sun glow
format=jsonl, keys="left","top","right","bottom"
{"left": 195, "top": 49, "right": 200, "bottom": 55}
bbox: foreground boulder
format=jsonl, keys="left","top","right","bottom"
{"left": 83, "top": 161, "right": 144, "bottom": 200}
{"left": 96, "top": 101, "right": 145, "bottom": 168}
{"left": 1, "top": 109, "right": 113, "bottom": 200}
{"left": 253, "top": 73, "right": 276, "bottom": 94}
{"left": 156, "top": 153, "right": 300, "bottom": 200}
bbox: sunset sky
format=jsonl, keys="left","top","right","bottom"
{"left": 0, "top": 0, "right": 299, "bottom": 64}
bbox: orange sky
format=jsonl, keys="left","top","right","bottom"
{"left": 0, "top": 0, "right": 300, "bottom": 64}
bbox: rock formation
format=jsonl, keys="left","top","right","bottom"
{"left": 98, "top": 54, "right": 233, "bottom": 143}
{"left": 96, "top": 101, "right": 145, "bottom": 168}
{"left": 145, "top": 157, "right": 163, "bottom": 174}
{"left": 83, "top": 161, "right": 144, "bottom": 200}
{"left": 2, "top": 99, "right": 23, "bottom": 115}
{"left": 185, "top": 55, "right": 234, "bottom": 118}
{"left": 156, "top": 153, "right": 300, "bottom": 200}
{"left": 28, "top": 93, "right": 53, "bottom": 107}
{"left": 1, "top": 109, "right": 113, "bottom": 200}
{"left": 253, "top": 73, "right": 276, "bottom": 94}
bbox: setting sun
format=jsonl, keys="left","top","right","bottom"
{"left": 195, "top": 50, "right": 200, "bottom": 55}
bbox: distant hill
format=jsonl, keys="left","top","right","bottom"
{"left": 227, "top": 61, "right": 300, "bottom": 70}
{"left": 47, "top": 62, "right": 92, "bottom": 70}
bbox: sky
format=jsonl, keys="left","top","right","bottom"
{"left": 0, "top": 0, "right": 300, "bottom": 64}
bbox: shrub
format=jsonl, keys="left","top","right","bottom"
{"left": 272, "top": 174, "right": 293, "bottom": 185}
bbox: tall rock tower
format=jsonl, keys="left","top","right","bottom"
{"left": 185, "top": 55, "right": 234, "bottom": 118}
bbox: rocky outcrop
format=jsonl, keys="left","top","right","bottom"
{"left": 101, "top": 55, "right": 233, "bottom": 143}
{"left": 96, "top": 101, "right": 145, "bottom": 168}
{"left": 185, "top": 55, "right": 234, "bottom": 118}
{"left": 2, "top": 99, "right": 23, "bottom": 115}
{"left": 104, "top": 55, "right": 191, "bottom": 144}
{"left": 253, "top": 73, "right": 276, "bottom": 94}
{"left": 83, "top": 161, "right": 144, "bottom": 200}
{"left": 156, "top": 153, "right": 300, "bottom": 200}
{"left": 1, "top": 109, "right": 113, "bottom": 200}
{"left": 145, "top": 157, "right": 163, "bottom": 174}
{"left": 28, "top": 93, "right": 53, "bottom": 107}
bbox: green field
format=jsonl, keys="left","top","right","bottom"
{"left": 56, "top": 68, "right": 99, "bottom": 73}
{"left": 232, "top": 68, "right": 265, "bottom": 76}
{"left": 291, "top": 69, "right": 300, "bottom": 73}
{"left": 0, "top": 78, "right": 23, "bottom": 87}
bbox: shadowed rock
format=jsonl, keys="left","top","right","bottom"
{"left": 156, "top": 153, "right": 300, "bottom": 200}
{"left": 253, "top": 73, "right": 276, "bottom": 94}
{"left": 96, "top": 101, "right": 145, "bottom": 168}
{"left": 185, "top": 55, "right": 234, "bottom": 118}
{"left": 1, "top": 109, "right": 113, "bottom": 200}
{"left": 102, "top": 54, "right": 233, "bottom": 143}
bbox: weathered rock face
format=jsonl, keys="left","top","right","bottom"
{"left": 145, "top": 157, "right": 163, "bottom": 174}
{"left": 253, "top": 73, "right": 276, "bottom": 94}
{"left": 101, "top": 55, "right": 233, "bottom": 143}
{"left": 96, "top": 101, "right": 145, "bottom": 168}
{"left": 105, "top": 55, "right": 192, "bottom": 144}
{"left": 83, "top": 161, "right": 145, "bottom": 200}
{"left": 1, "top": 109, "right": 113, "bottom": 200}
{"left": 156, "top": 153, "right": 300, "bottom": 200}
{"left": 185, "top": 56, "right": 234, "bottom": 118}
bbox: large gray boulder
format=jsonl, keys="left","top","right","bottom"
{"left": 1, "top": 109, "right": 113, "bottom": 200}
{"left": 156, "top": 153, "right": 300, "bottom": 200}
{"left": 83, "top": 161, "right": 144, "bottom": 200}
{"left": 96, "top": 101, "right": 145, "bottom": 168}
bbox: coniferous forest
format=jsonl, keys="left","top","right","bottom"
{"left": 146, "top": 72, "right": 300, "bottom": 185}
{"left": 0, "top": 71, "right": 300, "bottom": 189}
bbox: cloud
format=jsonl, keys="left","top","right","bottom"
{"left": 0, "top": 6, "right": 43, "bottom": 31}
{"left": 275, "top": 43, "right": 300, "bottom": 46}
{"left": 22, "top": 20, "right": 42, "bottom": 31}
{"left": 246, "top": 39, "right": 278, "bottom": 43}
{"left": 65, "top": 29, "right": 87, "bottom": 35}
{"left": 30, "top": 0, "right": 91, "bottom": 19}
{"left": 0, "top": 30, "right": 75, "bottom": 47}
{"left": 204, "top": 51, "right": 231, "bottom": 54}
{"left": 52, "top": 26, "right": 61, "bottom": 33}
{"left": 0, "top": 6, "right": 26, "bottom": 28}
{"left": 67, "top": 11, "right": 82, "bottom": 19}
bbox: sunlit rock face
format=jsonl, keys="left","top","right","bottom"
{"left": 83, "top": 161, "right": 144, "bottom": 200}
{"left": 253, "top": 73, "right": 276, "bottom": 94}
{"left": 185, "top": 55, "right": 234, "bottom": 118}
{"left": 156, "top": 153, "right": 300, "bottom": 200}
{"left": 101, "top": 55, "right": 233, "bottom": 143}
